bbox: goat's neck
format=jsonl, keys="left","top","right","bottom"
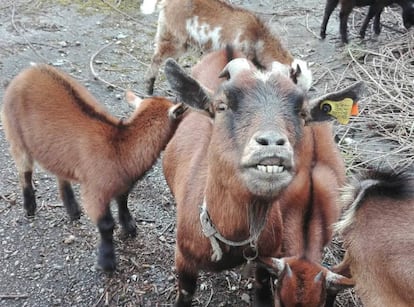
{"left": 204, "top": 173, "right": 272, "bottom": 241}
{"left": 115, "top": 113, "right": 175, "bottom": 180}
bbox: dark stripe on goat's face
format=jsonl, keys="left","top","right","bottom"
{"left": 38, "top": 66, "right": 120, "bottom": 127}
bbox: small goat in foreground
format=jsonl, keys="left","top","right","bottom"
{"left": 1, "top": 63, "right": 186, "bottom": 271}
{"left": 332, "top": 167, "right": 414, "bottom": 307}
{"left": 162, "top": 46, "right": 362, "bottom": 306}
{"left": 141, "top": 0, "right": 312, "bottom": 94}
{"left": 257, "top": 87, "right": 357, "bottom": 306}
{"left": 320, "top": 0, "right": 414, "bottom": 43}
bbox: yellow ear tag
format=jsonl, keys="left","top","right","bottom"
{"left": 320, "top": 98, "right": 356, "bottom": 125}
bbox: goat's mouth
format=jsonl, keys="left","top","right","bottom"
{"left": 246, "top": 157, "right": 293, "bottom": 176}
{"left": 241, "top": 157, "right": 294, "bottom": 198}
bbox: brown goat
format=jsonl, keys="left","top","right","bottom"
{"left": 258, "top": 98, "right": 355, "bottom": 306}
{"left": 331, "top": 168, "right": 414, "bottom": 307}
{"left": 1, "top": 63, "right": 186, "bottom": 272}
{"left": 142, "top": 0, "right": 312, "bottom": 94}
{"left": 261, "top": 256, "right": 353, "bottom": 307}
{"left": 162, "top": 47, "right": 363, "bottom": 306}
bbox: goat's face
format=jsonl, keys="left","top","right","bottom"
{"left": 209, "top": 65, "right": 306, "bottom": 198}
{"left": 262, "top": 257, "right": 354, "bottom": 307}
{"left": 164, "top": 58, "right": 363, "bottom": 199}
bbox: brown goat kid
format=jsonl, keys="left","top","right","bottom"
{"left": 320, "top": 0, "right": 414, "bottom": 43}
{"left": 162, "top": 48, "right": 363, "bottom": 306}
{"left": 1, "top": 64, "right": 186, "bottom": 272}
{"left": 261, "top": 120, "right": 355, "bottom": 306}
{"left": 142, "top": 0, "right": 312, "bottom": 94}
{"left": 332, "top": 168, "right": 414, "bottom": 307}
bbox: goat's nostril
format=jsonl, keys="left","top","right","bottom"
{"left": 254, "top": 132, "right": 287, "bottom": 146}
{"left": 276, "top": 139, "right": 285, "bottom": 146}
{"left": 256, "top": 136, "right": 269, "bottom": 146}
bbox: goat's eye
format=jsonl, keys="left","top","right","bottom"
{"left": 216, "top": 102, "right": 228, "bottom": 112}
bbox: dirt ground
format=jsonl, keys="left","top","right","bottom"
{"left": 0, "top": 0, "right": 411, "bottom": 306}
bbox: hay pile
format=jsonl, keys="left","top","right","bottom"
{"left": 339, "top": 31, "right": 414, "bottom": 173}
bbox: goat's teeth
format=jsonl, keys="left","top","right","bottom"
{"left": 257, "top": 165, "right": 284, "bottom": 173}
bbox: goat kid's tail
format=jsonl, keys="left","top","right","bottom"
{"left": 141, "top": 0, "right": 158, "bottom": 14}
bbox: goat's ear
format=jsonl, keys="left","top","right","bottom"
{"left": 325, "top": 270, "right": 354, "bottom": 292}
{"left": 125, "top": 90, "right": 143, "bottom": 109}
{"left": 307, "top": 81, "right": 364, "bottom": 124}
{"left": 259, "top": 257, "right": 286, "bottom": 277}
{"left": 164, "top": 58, "right": 213, "bottom": 117}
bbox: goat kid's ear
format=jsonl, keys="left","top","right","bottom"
{"left": 259, "top": 257, "right": 286, "bottom": 277}
{"left": 125, "top": 91, "right": 143, "bottom": 109}
{"left": 325, "top": 270, "right": 355, "bottom": 292}
{"left": 168, "top": 103, "right": 188, "bottom": 120}
{"left": 164, "top": 58, "right": 214, "bottom": 117}
{"left": 307, "top": 81, "right": 364, "bottom": 125}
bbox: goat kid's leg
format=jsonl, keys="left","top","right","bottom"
{"left": 339, "top": 5, "right": 353, "bottom": 43}
{"left": 21, "top": 170, "right": 36, "bottom": 217}
{"left": 253, "top": 265, "right": 275, "bottom": 307}
{"left": 145, "top": 39, "right": 186, "bottom": 95}
{"left": 116, "top": 191, "right": 137, "bottom": 238}
{"left": 14, "top": 151, "right": 36, "bottom": 217}
{"left": 359, "top": 5, "right": 381, "bottom": 38}
{"left": 97, "top": 208, "right": 117, "bottom": 272}
{"left": 58, "top": 178, "right": 81, "bottom": 220}
{"left": 373, "top": 8, "right": 384, "bottom": 35}
{"left": 320, "top": 0, "right": 339, "bottom": 39}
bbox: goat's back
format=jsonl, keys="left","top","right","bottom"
{"left": 161, "top": 0, "right": 291, "bottom": 66}
{"left": 1, "top": 64, "right": 120, "bottom": 182}
{"left": 2, "top": 64, "right": 118, "bottom": 142}
{"left": 338, "top": 169, "right": 414, "bottom": 307}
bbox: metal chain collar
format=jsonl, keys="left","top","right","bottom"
{"left": 199, "top": 197, "right": 268, "bottom": 262}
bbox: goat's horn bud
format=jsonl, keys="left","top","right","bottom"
{"left": 271, "top": 61, "right": 290, "bottom": 77}
{"left": 219, "top": 58, "right": 251, "bottom": 80}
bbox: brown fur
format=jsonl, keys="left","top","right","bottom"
{"left": 1, "top": 63, "right": 183, "bottom": 271}
{"left": 333, "top": 169, "right": 414, "bottom": 307}
{"left": 191, "top": 47, "right": 246, "bottom": 92}
{"left": 145, "top": 0, "right": 294, "bottom": 94}
{"left": 268, "top": 109, "right": 346, "bottom": 307}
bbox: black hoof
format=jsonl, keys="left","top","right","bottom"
{"left": 98, "top": 243, "right": 116, "bottom": 272}
{"left": 69, "top": 209, "right": 82, "bottom": 221}
{"left": 122, "top": 221, "right": 137, "bottom": 239}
